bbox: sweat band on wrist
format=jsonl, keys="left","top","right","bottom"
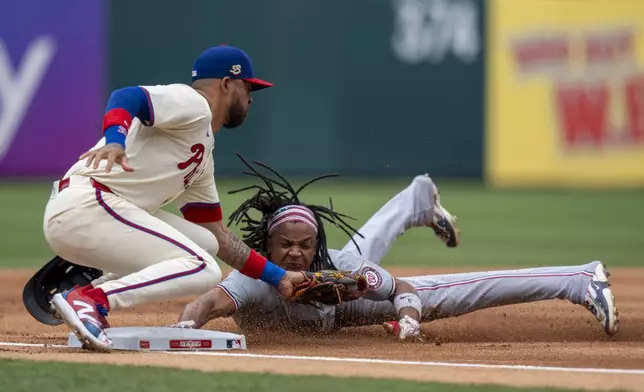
{"left": 393, "top": 293, "right": 422, "bottom": 318}
{"left": 259, "top": 261, "right": 286, "bottom": 287}
{"left": 103, "top": 108, "right": 133, "bottom": 133}
{"left": 239, "top": 249, "right": 286, "bottom": 287}
{"left": 102, "top": 107, "right": 133, "bottom": 149}
{"left": 104, "top": 125, "right": 127, "bottom": 148}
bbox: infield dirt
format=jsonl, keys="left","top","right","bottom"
{"left": 2, "top": 267, "right": 643, "bottom": 391}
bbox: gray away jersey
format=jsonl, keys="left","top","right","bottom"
{"left": 217, "top": 255, "right": 597, "bottom": 333}
{"left": 217, "top": 249, "right": 396, "bottom": 333}
{"left": 217, "top": 177, "right": 597, "bottom": 333}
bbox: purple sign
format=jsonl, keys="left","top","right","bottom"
{"left": 0, "top": 0, "right": 104, "bottom": 177}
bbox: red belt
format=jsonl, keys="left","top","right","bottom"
{"left": 58, "top": 177, "right": 113, "bottom": 193}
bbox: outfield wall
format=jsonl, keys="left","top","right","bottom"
{"left": 1, "top": 0, "right": 642, "bottom": 187}
{"left": 107, "top": 0, "right": 486, "bottom": 178}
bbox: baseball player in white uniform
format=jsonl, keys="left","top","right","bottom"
{"left": 45, "top": 45, "right": 311, "bottom": 352}
{"left": 175, "top": 165, "right": 619, "bottom": 340}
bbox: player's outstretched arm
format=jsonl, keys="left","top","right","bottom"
{"left": 393, "top": 279, "right": 421, "bottom": 321}
{"left": 197, "top": 221, "right": 308, "bottom": 297}
{"left": 176, "top": 288, "right": 235, "bottom": 329}
{"left": 382, "top": 278, "right": 426, "bottom": 341}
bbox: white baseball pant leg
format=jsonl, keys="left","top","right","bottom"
{"left": 43, "top": 176, "right": 222, "bottom": 311}
{"left": 334, "top": 175, "right": 435, "bottom": 268}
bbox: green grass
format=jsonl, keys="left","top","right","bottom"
{"left": 0, "top": 358, "right": 587, "bottom": 392}
{"left": 1, "top": 179, "right": 643, "bottom": 269}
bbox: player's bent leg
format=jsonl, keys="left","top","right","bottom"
{"left": 417, "top": 175, "right": 460, "bottom": 248}
{"left": 153, "top": 210, "right": 219, "bottom": 258}
{"left": 97, "top": 254, "right": 221, "bottom": 310}
{"left": 46, "top": 185, "right": 222, "bottom": 351}
{"left": 337, "top": 176, "right": 435, "bottom": 264}
{"left": 404, "top": 260, "right": 618, "bottom": 335}
{"left": 46, "top": 189, "right": 220, "bottom": 276}
{"left": 72, "top": 190, "right": 222, "bottom": 310}
{"left": 336, "top": 175, "right": 458, "bottom": 267}
{"left": 44, "top": 183, "right": 105, "bottom": 269}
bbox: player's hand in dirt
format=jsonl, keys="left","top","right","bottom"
{"left": 383, "top": 315, "right": 426, "bottom": 342}
{"left": 166, "top": 320, "right": 196, "bottom": 329}
{"left": 79, "top": 143, "right": 134, "bottom": 173}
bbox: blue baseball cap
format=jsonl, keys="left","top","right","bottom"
{"left": 191, "top": 45, "right": 273, "bottom": 91}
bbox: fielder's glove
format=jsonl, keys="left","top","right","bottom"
{"left": 290, "top": 270, "right": 367, "bottom": 306}
{"left": 383, "top": 315, "right": 425, "bottom": 342}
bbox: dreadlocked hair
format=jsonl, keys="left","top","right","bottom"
{"left": 227, "top": 153, "right": 363, "bottom": 272}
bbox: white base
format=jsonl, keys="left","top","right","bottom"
{"left": 67, "top": 327, "right": 246, "bottom": 351}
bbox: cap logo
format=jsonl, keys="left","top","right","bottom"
{"left": 230, "top": 64, "right": 242, "bottom": 75}
{"left": 191, "top": 70, "right": 197, "bottom": 77}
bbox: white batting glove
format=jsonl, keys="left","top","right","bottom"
{"left": 382, "top": 315, "right": 424, "bottom": 341}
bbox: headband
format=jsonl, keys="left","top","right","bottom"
{"left": 267, "top": 205, "right": 318, "bottom": 235}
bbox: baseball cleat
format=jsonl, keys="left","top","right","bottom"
{"left": 50, "top": 287, "right": 113, "bottom": 352}
{"left": 584, "top": 262, "right": 619, "bottom": 336}
{"left": 415, "top": 174, "right": 460, "bottom": 248}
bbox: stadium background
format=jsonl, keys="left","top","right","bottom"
{"left": 0, "top": 1, "right": 642, "bottom": 391}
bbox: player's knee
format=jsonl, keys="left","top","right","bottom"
{"left": 42, "top": 226, "right": 88, "bottom": 268}
{"left": 203, "top": 263, "right": 222, "bottom": 286}
{"left": 199, "top": 252, "right": 222, "bottom": 283}
{"left": 411, "top": 173, "right": 434, "bottom": 189}
{"left": 335, "top": 250, "right": 364, "bottom": 267}
{"left": 179, "top": 221, "right": 219, "bottom": 258}
{"left": 152, "top": 211, "right": 220, "bottom": 258}
{"left": 200, "top": 236, "right": 219, "bottom": 258}
{"left": 410, "top": 174, "right": 436, "bottom": 202}
{"left": 183, "top": 223, "right": 219, "bottom": 258}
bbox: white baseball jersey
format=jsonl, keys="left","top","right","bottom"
{"left": 62, "top": 84, "right": 219, "bottom": 214}
{"left": 45, "top": 83, "right": 225, "bottom": 312}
